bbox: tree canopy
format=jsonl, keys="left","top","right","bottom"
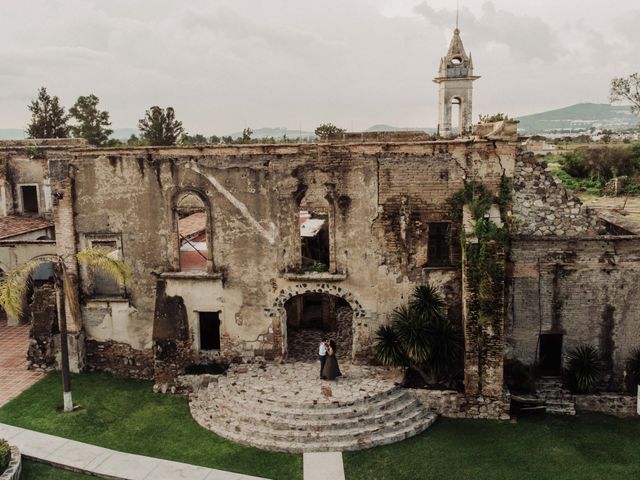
{"left": 610, "top": 73, "right": 640, "bottom": 115}
{"left": 314, "top": 123, "right": 346, "bottom": 138}
{"left": 137, "top": 106, "right": 185, "bottom": 146}
{"left": 69, "top": 94, "right": 113, "bottom": 146}
{"left": 26, "top": 87, "right": 70, "bottom": 139}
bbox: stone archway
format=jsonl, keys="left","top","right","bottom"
{"left": 268, "top": 283, "right": 366, "bottom": 360}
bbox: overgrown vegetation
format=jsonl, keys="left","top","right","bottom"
{"left": 0, "top": 438, "right": 10, "bottom": 474}
{"left": 550, "top": 143, "right": 640, "bottom": 196}
{"left": 625, "top": 348, "right": 640, "bottom": 393}
{"left": 565, "top": 345, "right": 604, "bottom": 394}
{"left": 374, "top": 285, "right": 462, "bottom": 387}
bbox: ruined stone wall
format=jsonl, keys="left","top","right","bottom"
{"left": 412, "top": 389, "right": 510, "bottom": 420}
{"left": 57, "top": 140, "right": 515, "bottom": 383}
{"left": 508, "top": 236, "right": 640, "bottom": 388}
{"left": 512, "top": 155, "right": 602, "bottom": 236}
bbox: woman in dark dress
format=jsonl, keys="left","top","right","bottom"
{"left": 322, "top": 339, "right": 341, "bottom": 380}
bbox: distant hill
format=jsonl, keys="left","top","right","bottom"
{"left": 516, "top": 103, "right": 638, "bottom": 133}
{"left": 228, "top": 127, "right": 316, "bottom": 140}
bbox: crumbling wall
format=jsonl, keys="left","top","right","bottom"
{"left": 26, "top": 283, "right": 57, "bottom": 370}
{"left": 512, "top": 155, "right": 602, "bottom": 236}
{"left": 508, "top": 237, "right": 640, "bottom": 389}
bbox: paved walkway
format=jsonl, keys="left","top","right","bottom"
{"left": 0, "top": 423, "right": 269, "bottom": 480}
{"left": 0, "top": 318, "right": 45, "bottom": 406}
{"left": 303, "top": 452, "right": 345, "bottom": 480}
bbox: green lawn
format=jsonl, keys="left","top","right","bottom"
{"left": 0, "top": 373, "right": 302, "bottom": 480}
{"left": 344, "top": 414, "right": 640, "bottom": 480}
{"left": 22, "top": 460, "right": 95, "bottom": 479}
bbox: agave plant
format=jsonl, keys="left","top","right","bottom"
{"left": 625, "top": 348, "right": 640, "bottom": 393}
{"left": 0, "top": 247, "right": 130, "bottom": 411}
{"left": 565, "top": 345, "right": 603, "bottom": 394}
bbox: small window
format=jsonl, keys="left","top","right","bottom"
{"left": 300, "top": 210, "right": 330, "bottom": 271}
{"left": 21, "top": 185, "right": 39, "bottom": 213}
{"left": 199, "top": 312, "right": 221, "bottom": 350}
{"left": 90, "top": 240, "right": 123, "bottom": 297}
{"left": 427, "top": 223, "right": 451, "bottom": 267}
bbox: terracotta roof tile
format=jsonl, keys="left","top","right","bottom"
{"left": 178, "top": 212, "right": 207, "bottom": 239}
{"left": 0, "top": 215, "right": 54, "bottom": 240}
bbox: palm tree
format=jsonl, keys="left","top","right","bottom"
{"left": 0, "top": 247, "right": 130, "bottom": 412}
{"left": 374, "top": 284, "right": 462, "bottom": 385}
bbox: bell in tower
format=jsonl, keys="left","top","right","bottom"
{"left": 433, "top": 26, "right": 480, "bottom": 138}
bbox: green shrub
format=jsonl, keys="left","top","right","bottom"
{"left": 565, "top": 345, "right": 603, "bottom": 394}
{"left": 551, "top": 168, "right": 603, "bottom": 195}
{"left": 624, "top": 348, "right": 640, "bottom": 393}
{"left": 0, "top": 438, "right": 10, "bottom": 474}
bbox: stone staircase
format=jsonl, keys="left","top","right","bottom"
{"left": 537, "top": 377, "right": 576, "bottom": 415}
{"left": 189, "top": 363, "right": 437, "bottom": 453}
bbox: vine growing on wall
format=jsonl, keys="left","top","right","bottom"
{"left": 449, "top": 175, "right": 511, "bottom": 393}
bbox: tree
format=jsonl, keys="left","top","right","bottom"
{"left": 610, "top": 73, "right": 640, "bottom": 115}
{"left": 237, "top": 127, "right": 253, "bottom": 144}
{"left": 180, "top": 133, "right": 208, "bottom": 145}
{"left": 314, "top": 123, "right": 346, "bottom": 138}
{"left": 0, "top": 248, "right": 130, "bottom": 412}
{"left": 138, "top": 106, "right": 185, "bottom": 146}
{"left": 26, "top": 87, "right": 69, "bottom": 139}
{"left": 69, "top": 94, "right": 113, "bottom": 146}
{"left": 374, "top": 285, "right": 462, "bottom": 385}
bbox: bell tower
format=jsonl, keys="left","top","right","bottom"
{"left": 433, "top": 25, "right": 480, "bottom": 137}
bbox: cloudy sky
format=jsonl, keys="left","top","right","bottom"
{"left": 0, "top": 0, "right": 638, "bottom": 134}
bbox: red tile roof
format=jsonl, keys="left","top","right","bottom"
{"left": 178, "top": 212, "right": 207, "bottom": 239}
{"left": 0, "top": 215, "right": 54, "bottom": 240}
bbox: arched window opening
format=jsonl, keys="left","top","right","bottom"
{"left": 285, "top": 293, "right": 352, "bottom": 361}
{"left": 451, "top": 97, "right": 462, "bottom": 135}
{"left": 176, "top": 192, "right": 210, "bottom": 272}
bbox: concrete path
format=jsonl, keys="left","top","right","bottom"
{"left": 303, "top": 452, "right": 345, "bottom": 480}
{"left": 0, "top": 318, "right": 45, "bottom": 407}
{"left": 0, "top": 423, "right": 269, "bottom": 480}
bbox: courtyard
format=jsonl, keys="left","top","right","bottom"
{"left": 0, "top": 372, "right": 638, "bottom": 479}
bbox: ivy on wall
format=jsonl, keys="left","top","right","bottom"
{"left": 450, "top": 175, "right": 511, "bottom": 393}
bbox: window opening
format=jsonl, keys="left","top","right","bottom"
{"left": 199, "top": 312, "right": 221, "bottom": 350}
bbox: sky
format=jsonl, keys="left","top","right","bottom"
{"left": 0, "top": 0, "right": 638, "bottom": 134}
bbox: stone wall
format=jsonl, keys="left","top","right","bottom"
{"left": 512, "top": 155, "right": 602, "bottom": 236}
{"left": 412, "top": 389, "right": 510, "bottom": 420}
{"left": 26, "top": 283, "right": 57, "bottom": 370}
{"left": 85, "top": 339, "right": 154, "bottom": 380}
{"left": 575, "top": 392, "right": 638, "bottom": 417}
{"left": 508, "top": 236, "right": 640, "bottom": 388}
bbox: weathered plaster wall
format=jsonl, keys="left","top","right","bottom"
{"left": 56, "top": 140, "right": 515, "bottom": 377}
{"left": 508, "top": 236, "right": 640, "bottom": 387}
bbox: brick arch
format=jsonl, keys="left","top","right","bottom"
{"left": 271, "top": 283, "right": 366, "bottom": 318}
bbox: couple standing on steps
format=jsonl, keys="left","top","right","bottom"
{"left": 318, "top": 338, "right": 342, "bottom": 380}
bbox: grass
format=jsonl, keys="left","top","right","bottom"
{"left": 21, "top": 460, "right": 95, "bottom": 479}
{"left": 344, "top": 414, "right": 640, "bottom": 480}
{"left": 0, "top": 372, "right": 302, "bottom": 480}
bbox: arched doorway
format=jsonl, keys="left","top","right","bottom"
{"left": 285, "top": 293, "right": 353, "bottom": 361}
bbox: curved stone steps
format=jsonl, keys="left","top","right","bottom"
{"left": 194, "top": 410, "right": 437, "bottom": 453}
{"left": 209, "top": 385, "right": 409, "bottom": 420}
{"left": 189, "top": 362, "right": 438, "bottom": 452}
{"left": 199, "top": 405, "right": 432, "bottom": 444}
{"left": 206, "top": 394, "right": 421, "bottom": 431}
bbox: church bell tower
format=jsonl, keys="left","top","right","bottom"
{"left": 433, "top": 26, "right": 480, "bottom": 138}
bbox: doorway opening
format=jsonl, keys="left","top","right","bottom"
{"left": 285, "top": 293, "right": 352, "bottom": 361}
{"left": 539, "top": 333, "right": 563, "bottom": 376}
{"left": 199, "top": 312, "right": 221, "bottom": 351}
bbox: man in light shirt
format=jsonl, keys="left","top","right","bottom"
{"left": 319, "top": 338, "right": 328, "bottom": 379}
